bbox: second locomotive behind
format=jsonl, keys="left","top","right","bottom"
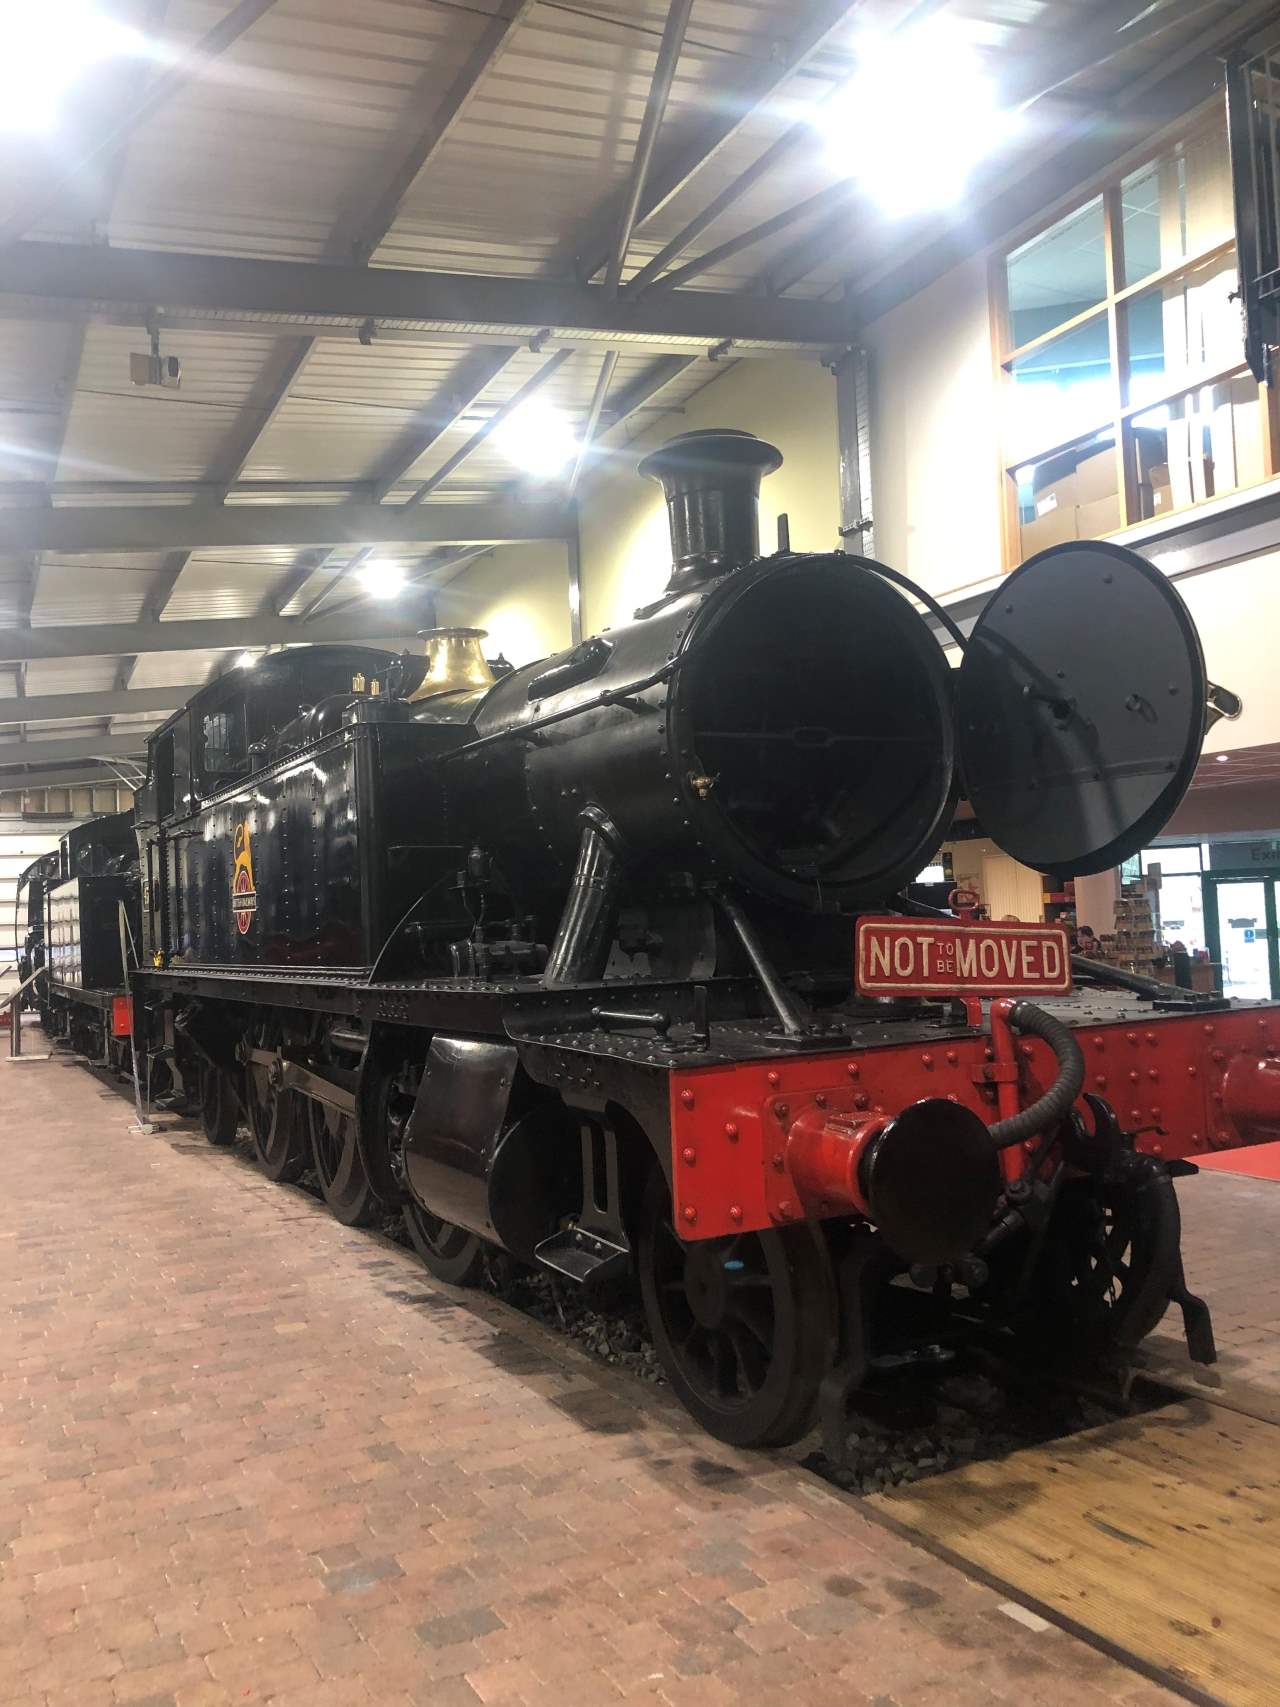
{"left": 103, "top": 428, "right": 1280, "bottom": 1450}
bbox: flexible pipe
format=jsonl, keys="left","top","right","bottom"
{"left": 988, "top": 999, "right": 1085, "bottom": 1150}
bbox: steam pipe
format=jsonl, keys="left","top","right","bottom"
{"left": 543, "top": 807, "right": 624, "bottom": 987}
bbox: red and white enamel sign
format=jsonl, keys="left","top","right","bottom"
{"left": 855, "top": 916, "right": 1072, "bottom": 997}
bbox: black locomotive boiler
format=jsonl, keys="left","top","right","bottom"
{"left": 109, "top": 428, "right": 1279, "bottom": 1450}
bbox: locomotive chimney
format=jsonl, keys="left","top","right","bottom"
{"left": 639, "top": 428, "right": 783, "bottom": 591}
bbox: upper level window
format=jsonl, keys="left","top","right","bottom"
{"left": 995, "top": 108, "right": 1276, "bottom": 566}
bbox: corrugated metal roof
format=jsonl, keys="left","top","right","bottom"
{"left": 129, "top": 648, "right": 226, "bottom": 689}
{"left": 32, "top": 553, "right": 167, "bottom": 626}
{"left": 24, "top": 659, "right": 121, "bottom": 695}
{"left": 107, "top": 0, "right": 494, "bottom": 261}
{"left": 59, "top": 324, "right": 284, "bottom": 487}
{"left": 243, "top": 337, "right": 484, "bottom": 484}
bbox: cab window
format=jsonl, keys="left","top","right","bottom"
{"left": 199, "top": 700, "right": 249, "bottom": 793}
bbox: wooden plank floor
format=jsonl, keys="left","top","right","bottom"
{"left": 870, "top": 1397, "right": 1280, "bottom": 1707}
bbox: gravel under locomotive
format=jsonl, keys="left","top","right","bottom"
{"left": 60, "top": 428, "right": 1280, "bottom": 1449}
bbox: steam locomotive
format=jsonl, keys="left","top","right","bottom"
{"left": 28, "top": 429, "right": 1280, "bottom": 1451}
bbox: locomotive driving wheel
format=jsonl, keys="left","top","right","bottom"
{"left": 198, "top": 1059, "right": 239, "bottom": 1146}
{"left": 307, "top": 1097, "right": 379, "bottom": 1227}
{"left": 243, "top": 1016, "right": 305, "bottom": 1183}
{"left": 637, "top": 1173, "right": 835, "bottom": 1448}
{"left": 380, "top": 1065, "right": 485, "bottom": 1286}
{"left": 305, "top": 1023, "right": 379, "bottom": 1227}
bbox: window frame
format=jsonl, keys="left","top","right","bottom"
{"left": 196, "top": 693, "right": 251, "bottom": 797}
{"left": 990, "top": 101, "right": 1280, "bottom": 570}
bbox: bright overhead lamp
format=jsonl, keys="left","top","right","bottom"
{"left": 817, "top": 22, "right": 1017, "bottom": 217}
{"left": 492, "top": 400, "right": 578, "bottom": 479}
{"left": 0, "top": 1, "right": 144, "bottom": 133}
{"left": 358, "top": 559, "right": 406, "bottom": 600}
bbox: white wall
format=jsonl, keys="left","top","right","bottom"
{"left": 0, "top": 827, "right": 64, "bottom": 992}
{"left": 577, "top": 357, "right": 839, "bottom": 634}
{"left": 1177, "top": 552, "right": 1280, "bottom": 757}
{"left": 436, "top": 540, "right": 572, "bottom": 668}
{"left": 865, "top": 253, "right": 1004, "bottom": 601}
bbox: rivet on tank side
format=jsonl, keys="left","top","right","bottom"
{"left": 773, "top": 1101, "right": 789, "bottom": 1120}
{"left": 681, "top": 1147, "right": 696, "bottom": 1165}
{"left": 767, "top": 1070, "right": 781, "bottom": 1086}
{"left": 1130, "top": 1108, "right": 1142, "bottom": 1122}
{"left": 854, "top": 1093, "right": 869, "bottom": 1110}
{"left": 846, "top": 1062, "right": 860, "bottom": 1078}
{"left": 724, "top": 1122, "right": 739, "bottom": 1140}
{"left": 1147, "top": 1068, "right": 1159, "bottom": 1081}
{"left": 1129, "top": 1070, "right": 1140, "bottom": 1083}
{"left": 729, "top": 1205, "right": 743, "bottom": 1223}
{"left": 1126, "top": 1031, "right": 1138, "bottom": 1044}
{"left": 921, "top": 1053, "right": 934, "bottom": 1067}
{"left": 679, "top": 1088, "right": 695, "bottom": 1107}
{"left": 771, "top": 1152, "right": 784, "bottom": 1171}
{"left": 1211, "top": 1049, "right": 1225, "bottom": 1063}
{"left": 1095, "top": 1075, "right": 1108, "bottom": 1088}
{"left": 946, "top": 1050, "right": 958, "bottom": 1065}
{"left": 777, "top": 1200, "right": 796, "bottom": 1220}
{"left": 682, "top": 1206, "right": 697, "bottom": 1225}
{"left": 1188, "top": 1065, "right": 1198, "bottom": 1076}
{"left": 1093, "top": 1036, "right": 1105, "bottom": 1048}
{"left": 1145, "top": 1031, "right": 1157, "bottom": 1044}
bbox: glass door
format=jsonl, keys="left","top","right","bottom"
{"left": 1205, "top": 876, "right": 1280, "bottom": 999}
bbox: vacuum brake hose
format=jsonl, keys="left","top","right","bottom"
{"left": 988, "top": 1000, "right": 1085, "bottom": 1150}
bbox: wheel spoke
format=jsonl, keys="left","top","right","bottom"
{"left": 711, "top": 1331, "right": 738, "bottom": 1398}
{"left": 727, "top": 1298, "right": 772, "bottom": 1351}
{"left": 729, "top": 1323, "right": 768, "bottom": 1393}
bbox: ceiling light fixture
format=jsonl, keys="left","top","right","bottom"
{"left": 492, "top": 400, "right": 578, "bottom": 479}
{"left": 0, "top": 1, "right": 144, "bottom": 133}
{"left": 817, "top": 22, "right": 1017, "bottom": 217}
{"left": 358, "top": 559, "right": 406, "bottom": 600}
{"left": 1216, "top": 753, "right": 1230, "bottom": 763}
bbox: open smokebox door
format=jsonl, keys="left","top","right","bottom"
{"left": 954, "top": 541, "right": 1212, "bottom": 877}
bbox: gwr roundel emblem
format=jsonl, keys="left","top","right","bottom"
{"left": 232, "top": 821, "right": 258, "bottom": 935}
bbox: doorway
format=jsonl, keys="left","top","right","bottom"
{"left": 1205, "top": 875, "right": 1280, "bottom": 999}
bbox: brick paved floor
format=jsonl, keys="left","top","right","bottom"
{"left": 0, "top": 1049, "right": 1244, "bottom": 1707}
